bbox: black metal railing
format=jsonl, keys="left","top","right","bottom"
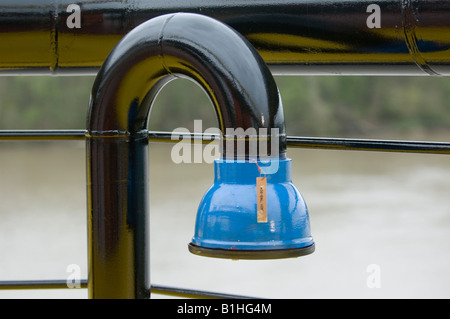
{"left": 0, "top": 279, "right": 257, "bottom": 299}
{"left": 2, "top": 130, "right": 450, "bottom": 154}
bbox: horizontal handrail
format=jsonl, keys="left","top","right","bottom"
{"left": 0, "top": 130, "right": 449, "bottom": 155}
{"left": 0, "top": 280, "right": 258, "bottom": 299}
{"left": 286, "top": 136, "right": 450, "bottom": 155}
{"left": 1, "top": 0, "right": 449, "bottom": 76}
{"left": 151, "top": 284, "right": 258, "bottom": 299}
{"left": 0, "top": 279, "right": 83, "bottom": 290}
{"left": 0, "top": 130, "right": 86, "bottom": 141}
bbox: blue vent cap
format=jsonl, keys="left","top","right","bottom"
{"left": 189, "top": 158, "right": 315, "bottom": 259}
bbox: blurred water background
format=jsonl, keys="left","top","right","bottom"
{"left": 0, "top": 76, "right": 449, "bottom": 299}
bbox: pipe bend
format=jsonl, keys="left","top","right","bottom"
{"left": 87, "top": 13, "right": 286, "bottom": 158}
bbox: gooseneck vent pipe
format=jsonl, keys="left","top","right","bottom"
{"left": 0, "top": 0, "right": 449, "bottom": 75}
{"left": 87, "top": 13, "right": 286, "bottom": 299}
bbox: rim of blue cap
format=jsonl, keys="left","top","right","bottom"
{"left": 188, "top": 243, "right": 315, "bottom": 260}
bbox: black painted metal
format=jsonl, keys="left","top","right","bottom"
{"left": 0, "top": 130, "right": 86, "bottom": 141}
{"left": 0, "top": 279, "right": 88, "bottom": 290}
{"left": 0, "top": 0, "right": 449, "bottom": 75}
{"left": 87, "top": 12, "right": 286, "bottom": 299}
{"left": 2, "top": 130, "right": 450, "bottom": 155}
{"left": 0, "top": 280, "right": 257, "bottom": 299}
{"left": 286, "top": 136, "right": 450, "bottom": 155}
{"left": 150, "top": 284, "right": 259, "bottom": 299}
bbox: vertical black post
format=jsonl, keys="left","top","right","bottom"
{"left": 87, "top": 132, "right": 149, "bottom": 299}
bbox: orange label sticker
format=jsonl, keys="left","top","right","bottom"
{"left": 257, "top": 177, "right": 267, "bottom": 223}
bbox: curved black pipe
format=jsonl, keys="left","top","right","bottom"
{"left": 87, "top": 13, "right": 285, "bottom": 298}
{"left": 88, "top": 13, "right": 286, "bottom": 158}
